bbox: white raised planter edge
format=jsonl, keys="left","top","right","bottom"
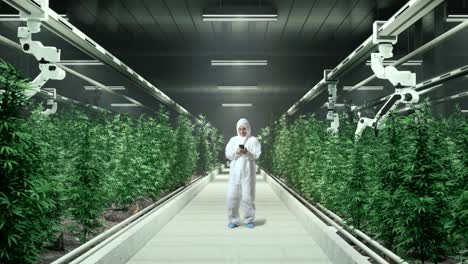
{"left": 77, "top": 167, "right": 221, "bottom": 264}
{"left": 260, "top": 169, "right": 372, "bottom": 264}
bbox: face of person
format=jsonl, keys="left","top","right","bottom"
{"left": 238, "top": 125, "right": 247, "bottom": 137}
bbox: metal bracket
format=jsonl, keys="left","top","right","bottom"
{"left": 372, "top": 21, "right": 397, "bottom": 45}
{"left": 324, "top": 69, "right": 339, "bottom": 135}
{"left": 42, "top": 88, "right": 57, "bottom": 115}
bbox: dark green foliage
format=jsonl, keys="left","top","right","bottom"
{"left": 272, "top": 115, "right": 290, "bottom": 179}
{"left": 0, "top": 61, "right": 224, "bottom": 262}
{"left": 260, "top": 105, "right": 467, "bottom": 263}
{"left": 27, "top": 108, "right": 70, "bottom": 245}
{"left": 0, "top": 61, "right": 55, "bottom": 263}
{"left": 196, "top": 115, "right": 213, "bottom": 175}
{"left": 151, "top": 108, "right": 177, "bottom": 194}
{"left": 173, "top": 115, "right": 197, "bottom": 188}
{"left": 258, "top": 127, "right": 273, "bottom": 170}
{"left": 69, "top": 115, "right": 105, "bottom": 243}
{"left": 391, "top": 107, "right": 450, "bottom": 262}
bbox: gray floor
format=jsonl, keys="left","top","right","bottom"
{"left": 127, "top": 168, "right": 332, "bottom": 264}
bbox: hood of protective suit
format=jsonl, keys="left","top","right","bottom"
{"left": 236, "top": 118, "right": 251, "bottom": 137}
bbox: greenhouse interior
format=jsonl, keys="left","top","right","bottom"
{"left": 0, "top": 0, "right": 467, "bottom": 263}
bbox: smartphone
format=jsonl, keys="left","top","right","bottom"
{"left": 239, "top": 144, "right": 245, "bottom": 149}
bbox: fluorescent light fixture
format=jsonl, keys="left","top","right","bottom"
{"left": 203, "top": 15, "right": 277, "bottom": 21}
{"left": 365, "top": 60, "right": 422, "bottom": 66}
{"left": 0, "top": 14, "right": 68, "bottom": 21}
{"left": 110, "top": 103, "right": 140, "bottom": 107}
{"left": 211, "top": 60, "right": 268, "bottom": 66}
{"left": 446, "top": 15, "right": 468, "bottom": 23}
{"left": 343, "top": 86, "right": 384, "bottom": 91}
{"left": 461, "top": 110, "right": 468, "bottom": 113}
{"left": 218, "top": 86, "right": 258, "bottom": 91}
{"left": 221, "top": 103, "right": 253, "bottom": 107}
{"left": 203, "top": 5, "right": 277, "bottom": 21}
{"left": 60, "top": 60, "right": 103, "bottom": 66}
{"left": 84, "top": 85, "right": 125, "bottom": 91}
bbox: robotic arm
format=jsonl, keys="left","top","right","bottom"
{"left": 355, "top": 88, "right": 419, "bottom": 138}
{"left": 355, "top": 21, "right": 419, "bottom": 139}
{"left": 16, "top": 0, "right": 64, "bottom": 114}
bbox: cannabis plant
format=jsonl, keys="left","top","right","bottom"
{"left": 196, "top": 115, "right": 212, "bottom": 175}
{"left": 173, "top": 114, "right": 197, "bottom": 187}
{"left": 0, "top": 61, "right": 55, "bottom": 263}
{"left": 68, "top": 114, "right": 106, "bottom": 243}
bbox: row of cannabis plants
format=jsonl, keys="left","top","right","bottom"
{"left": 0, "top": 61, "right": 224, "bottom": 263}
{"left": 259, "top": 107, "right": 466, "bottom": 263}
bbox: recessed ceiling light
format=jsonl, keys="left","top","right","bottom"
{"left": 365, "top": 60, "right": 422, "bottom": 66}
{"left": 218, "top": 86, "right": 258, "bottom": 91}
{"left": 343, "top": 86, "right": 383, "bottom": 91}
{"left": 0, "top": 14, "right": 68, "bottom": 21}
{"left": 203, "top": 15, "right": 277, "bottom": 22}
{"left": 446, "top": 15, "right": 468, "bottom": 23}
{"left": 60, "top": 60, "right": 103, "bottom": 66}
{"left": 222, "top": 103, "right": 253, "bottom": 107}
{"left": 84, "top": 85, "right": 125, "bottom": 91}
{"left": 211, "top": 60, "right": 268, "bottom": 66}
{"left": 203, "top": 5, "right": 277, "bottom": 22}
{"left": 110, "top": 103, "right": 140, "bottom": 107}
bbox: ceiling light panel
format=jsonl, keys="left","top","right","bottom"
{"left": 211, "top": 60, "right": 268, "bottom": 66}
{"left": 221, "top": 103, "right": 253, "bottom": 107}
{"left": 203, "top": 5, "right": 277, "bottom": 22}
{"left": 0, "top": 14, "right": 68, "bottom": 21}
{"left": 110, "top": 103, "right": 140, "bottom": 107}
{"left": 343, "top": 86, "right": 383, "bottom": 91}
{"left": 60, "top": 60, "right": 103, "bottom": 66}
{"left": 446, "top": 15, "right": 468, "bottom": 22}
{"left": 365, "top": 60, "right": 422, "bottom": 66}
{"left": 217, "top": 86, "right": 258, "bottom": 91}
{"left": 84, "top": 85, "right": 126, "bottom": 91}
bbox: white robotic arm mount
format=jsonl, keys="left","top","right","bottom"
{"left": 17, "top": 0, "right": 65, "bottom": 100}
{"left": 41, "top": 88, "right": 57, "bottom": 116}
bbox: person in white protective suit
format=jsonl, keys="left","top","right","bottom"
{"left": 225, "top": 118, "right": 261, "bottom": 229}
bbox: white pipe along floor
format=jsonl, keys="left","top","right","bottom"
{"left": 126, "top": 167, "right": 332, "bottom": 264}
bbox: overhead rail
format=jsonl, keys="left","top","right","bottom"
{"left": 285, "top": 0, "right": 444, "bottom": 116}
{"left": 2, "top": 0, "right": 194, "bottom": 119}
{"left": 353, "top": 64, "right": 468, "bottom": 112}
{"left": 0, "top": 33, "right": 154, "bottom": 112}
{"left": 348, "top": 19, "right": 468, "bottom": 93}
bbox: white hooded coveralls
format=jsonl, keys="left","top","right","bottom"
{"left": 225, "top": 118, "right": 261, "bottom": 225}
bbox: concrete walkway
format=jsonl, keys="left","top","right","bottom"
{"left": 127, "top": 168, "right": 332, "bottom": 264}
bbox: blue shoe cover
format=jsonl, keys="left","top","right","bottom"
{"left": 228, "top": 223, "right": 239, "bottom": 228}
{"left": 246, "top": 223, "right": 255, "bottom": 229}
